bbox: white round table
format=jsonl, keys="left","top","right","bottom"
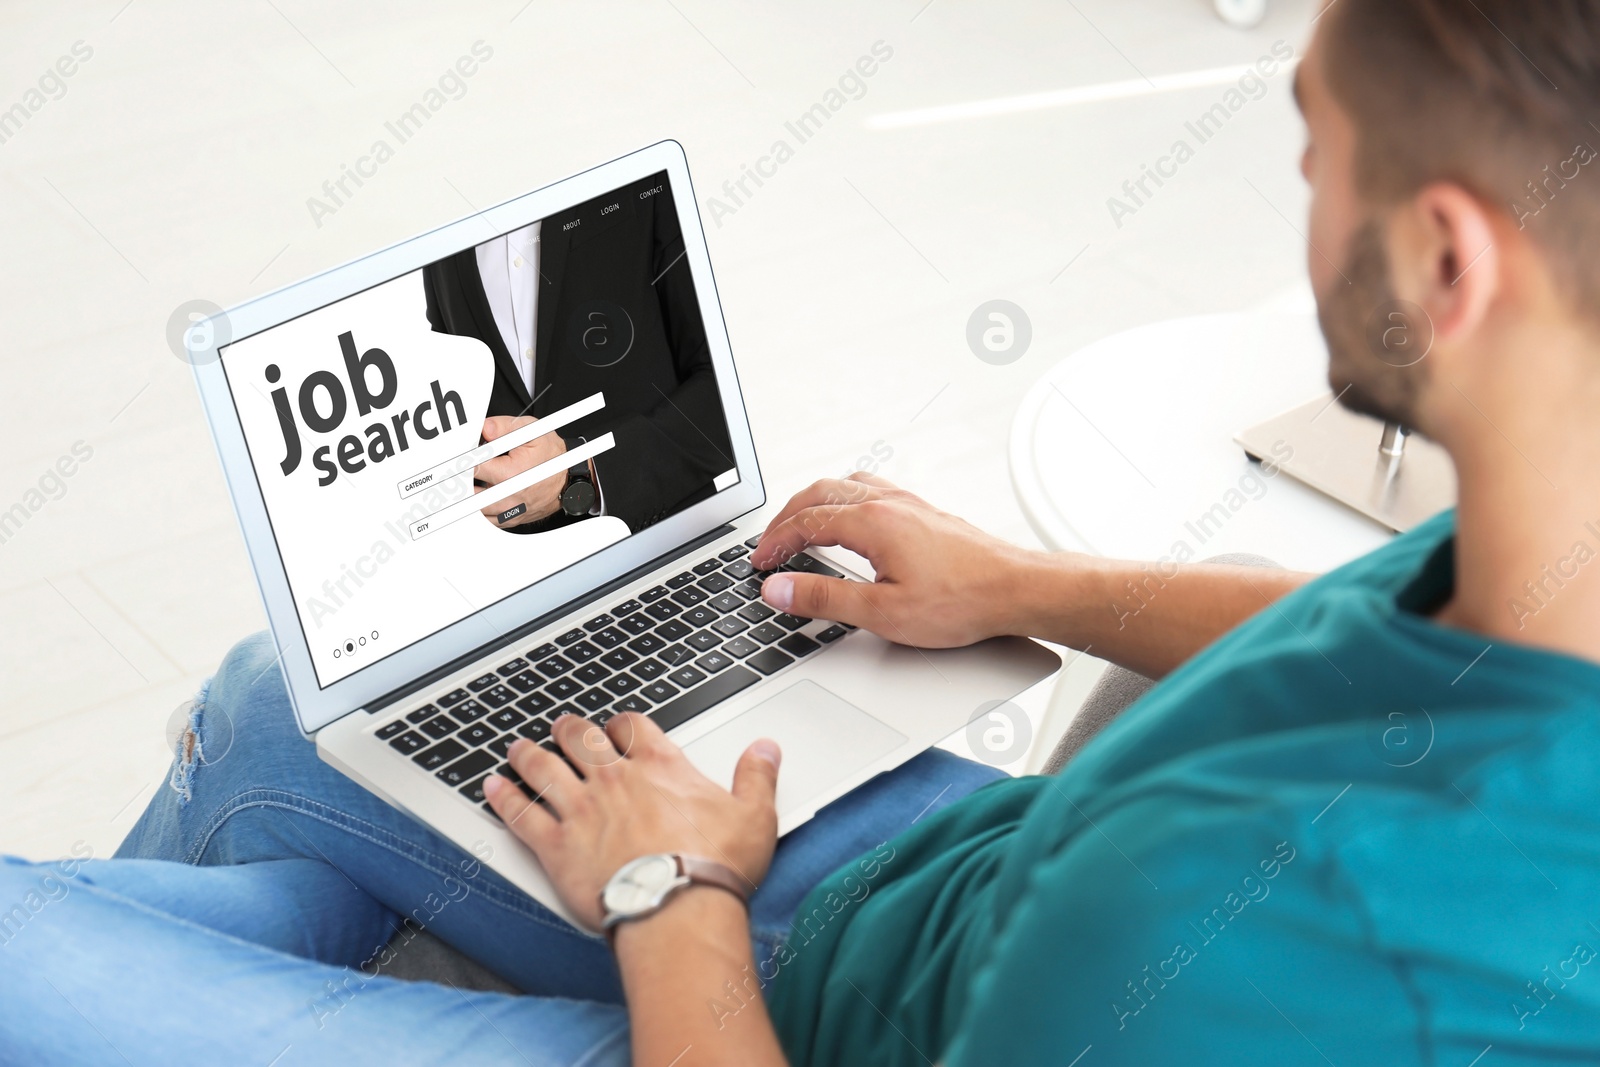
{"left": 1009, "top": 312, "right": 1391, "bottom": 575}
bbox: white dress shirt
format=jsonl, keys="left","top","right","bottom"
{"left": 473, "top": 221, "right": 603, "bottom": 516}
{"left": 474, "top": 221, "right": 541, "bottom": 396}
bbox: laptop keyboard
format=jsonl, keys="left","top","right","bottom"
{"left": 370, "top": 538, "right": 856, "bottom": 820}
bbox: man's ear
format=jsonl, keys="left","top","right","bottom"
{"left": 1392, "top": 182, "right": 1501, "bottom": 343}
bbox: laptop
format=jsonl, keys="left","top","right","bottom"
{"left": 189, "top": 140, "right": 1059, "bottom": 927}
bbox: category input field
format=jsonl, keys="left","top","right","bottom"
{"left": 397, "top": 392, "right": 606, "bottom": 499}
{"left": 407, "top": 433, "right": 614, "bottom": 540}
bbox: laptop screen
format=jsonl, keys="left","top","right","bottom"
{"left": 218, "top": 170, "right": 739, "bottom": 688}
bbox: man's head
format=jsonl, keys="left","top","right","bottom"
{"left": 1298, "top": 0, "right": 1600, "bottom": 442}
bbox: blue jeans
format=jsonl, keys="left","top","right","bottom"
{"left": 0, "top": 633, "right": 1003, "bottom": 1065}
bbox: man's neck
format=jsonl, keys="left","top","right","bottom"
{"left": 1434, "top": 352, "right": 1600, "bottom": 667}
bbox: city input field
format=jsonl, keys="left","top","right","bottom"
{"left": 407, "top": 433, "right": 615, "bottom": 540}
{"left": 397, "top": 392, "right": 606, "bottom": 499}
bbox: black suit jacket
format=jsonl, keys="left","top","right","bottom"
{"left": 421, "top": 172, "right": 733, "bottom": 533}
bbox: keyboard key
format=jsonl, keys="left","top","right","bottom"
{"left": 732, "top": 578, "right": 764, "bottom": 601}
{"left": 746, "top": 648, "right": 794, "bottom": 676}
{"left": 376, "top": 719, "right": 408, "bottom": 741}
{"left": 507, "top": 670, "right": 542, "bottom": 693}
{"left": 618, "top": 613, "right": 654, "bottom": 635}
{"left": 744, "top": 534, "right": 764, "bottom": 548}
{"left": 750, "top": 622, "right": 786, "bottom": 644}
{"left": 671, "top": 586, "right": 708, "bottom": 608}
{"left": 698, "top": 573, "right": 734, "bottom": 594}
{"left": 816, "top": 623, "right": 849, "bottom": 644}
{"left": 723, "top": 636, "right": 760, "bottom": 659}
{"left": 488, "top": 733, "right": 517, "bottom": 758}
{"left": 437, "top": 750, "right": 496, "bottom": 787}
{"left": 693, "top": 558, "right": 722, "bottom": 576}
{"left": 548, "top": 677, "right": 582, "bottom": 701}
{"left": 576, "top": 688, "right": 612, "bottom": 712}
{"left": 438, "top": 689, "right": 470, "bottom": 708}
{"left": 548, "top": 702, "right": 582, "bottom": 722}
{"left": 601, "top": 647, "right": 639, "bottom": 670}
{"left": 646, "top": 600, "right": 682, "bottom": 621}
{"left": 656, "top": 619, "right": 692, "bottom": 642}
{"left": 628, "top": 632, "right": 666, "bottom": 655}
{"left": 640, "top": 680, "right": 681, "bottom": 704}
{"left": 517, "top": 718, "right": 552, "bottom": 742}
{"left": 658, "top": 644, "right": 695, "bottom": 667}
{"left": 709, "top": 592, "right": 743, "bottom": 614}
{"left": 775, "top": 613, "right": 810, "bottom": 631}
{"left": 573, "top": 662, "right": 610, "bottom": 686}
{"left": 479, "top": 685, "right": 517, "bottom": 709}
{"left": 515, "top": 692, "right": 554, "bottom": 716}
{"left": 712, "top": 615, "right": 749, "bottom": 637}
{"left": 723, "top": 559, "right": 754, "bottom": 579}
{"left": 448, "top": 700, "right": 489, "bottom": 724}
{"left": 467, "top": 673, "right": 498, "bottom": 692}
{"left": 650, "top": 665, "right": 760, "bottom": 732}
{"left": 459, "top": 775, "right": 491, "bottom": 804}
{"left": 602, "top": 673, "right": 642, "bottom": 696}
{"left": 590, "top": 708, "right": 616, "bottom": 727}
{"left": 419, "top": 715, "right": 459, "bottom": 739}
{"left": 613, "top": 695, "right": 651, "bottom": 714}
{"left": 406, "top": 703, "right": 440, "bottom": 724}
{"left": 592, "top": 627, "right": 626, "bottom": 649}
{"left": 696, "top": 651, "right": 734, "bottom": 674}
{"left": 779, "top": 633, "right": 821, "bottom": 658}
{"left": 584, "top": 614, "right": 615, "bottom": 633}
{"left": 556, "top": 629, "right": 586, "bottom": 646}
{"left": 487, "top": 708, "right": 526, "bottom": 731}
{"left": 496, "top": 657, "right": 529, "bottom": 677}
{"left": 388, "top": 730, "right": 428, "bottom": 755}
{"left": 536, "top": 655, "right": 574, "bottom": 678}
{"left": 414, "top": 738, "right": 467, "bottom": 771}
{"left": 719, "top": 545, "right": 749, "bottom": 561}
{"left": 633, "top": 657, "right": 667, "bottom": 680}
{"left": 787, "top": 553, "right": 845, "bottom": 578}
{"left": 526, "top": 642, "right": 557, "bottom": 660}
{"left": 682, "top": 606, "right": 717, "bottom": 628}
{"left": 666, "top": 571, "right": 697, "bottom": 589}
{"left": 640, "top": 585, "right": 670, "bottom": 603}
{"left": 686, "top": 630, "right": 721, "bottom": 653}
{"left": 668, "top": 665, "right": 708, "bottom": 689}
{"left": 566, "top": 641, "right": 601, "bottom": 664}
{"left": 459, "top": 722, "right": 496, "bottom": 747}
{"left": 611, "top": 598, "right": 643, "bottom": 617}
{"left": 738, "top": 601, "right": 775, "bottom": 624}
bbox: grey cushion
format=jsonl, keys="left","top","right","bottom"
{"left": 374, "top": 927, "right": 520, "bottom": 994}
{"left": 1042, "top": 553, "right": 1280, "bottom": 774}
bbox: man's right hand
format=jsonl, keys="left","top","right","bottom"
{"left": 749, "top": 473, "right": 1040, "bottom": 648}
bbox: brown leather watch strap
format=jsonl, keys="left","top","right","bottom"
{"left": 676, "top": 854, "right": 752, "bottom": 907}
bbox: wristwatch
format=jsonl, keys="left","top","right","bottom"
{"left": 559, "top": 435, "right": 597, "bottom": 517}
{"left": 599, "top": 853, "right": 749, "bottom": 932}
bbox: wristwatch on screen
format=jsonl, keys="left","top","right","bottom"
{"left": 559, "top": 435, "right": 597, "bottom": 517}
{"left": 599, "top": 853, "right": 750, "bottom": 932}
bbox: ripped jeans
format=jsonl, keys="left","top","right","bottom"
{"left": 0, "top": 632, "right": 1003, "bottom": 1066}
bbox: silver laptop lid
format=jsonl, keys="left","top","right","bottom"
{"left": 189, "top": 141, "right": 765, "bottom": 735}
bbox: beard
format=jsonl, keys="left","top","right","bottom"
{"left": 1317, "top": 218, "right": 1428, "bottom": 427}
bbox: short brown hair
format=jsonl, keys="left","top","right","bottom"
{"left": 1324, "top": 0, "right": 1600, "bottom": 312}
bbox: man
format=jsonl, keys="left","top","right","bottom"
{"left": 422, "top": 172, "right": 735, "bottom": 533}
{"left": 4, "top": 2, "right": 1598, "bottom": 1063}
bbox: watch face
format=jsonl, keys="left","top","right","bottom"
{"left": 603, "top": 855, "right": 680, "bottom": 917}
{"left": 562, "top": 478, "right": 597, "bottom": 516}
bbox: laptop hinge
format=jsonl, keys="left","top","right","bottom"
{"left": 358, "top": 524, "right": 738, "bottom": 715}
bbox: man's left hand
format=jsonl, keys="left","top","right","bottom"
{"left": 474, "top": 415, "right": 568, "bottom": 527}
{"left": 483, "top": 713, "right": 781, "bottom": 933}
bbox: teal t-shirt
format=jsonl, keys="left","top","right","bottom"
{"left": 767, "top": 511, "right": 1600, "bottom": 1064}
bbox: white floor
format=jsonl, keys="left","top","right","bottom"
{"left": 0, "top": 0, "right": 1318, "bottom": 861}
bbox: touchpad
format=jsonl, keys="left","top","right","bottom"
{"left": 683, "top": 680, "right": 909, "bottom": 816}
